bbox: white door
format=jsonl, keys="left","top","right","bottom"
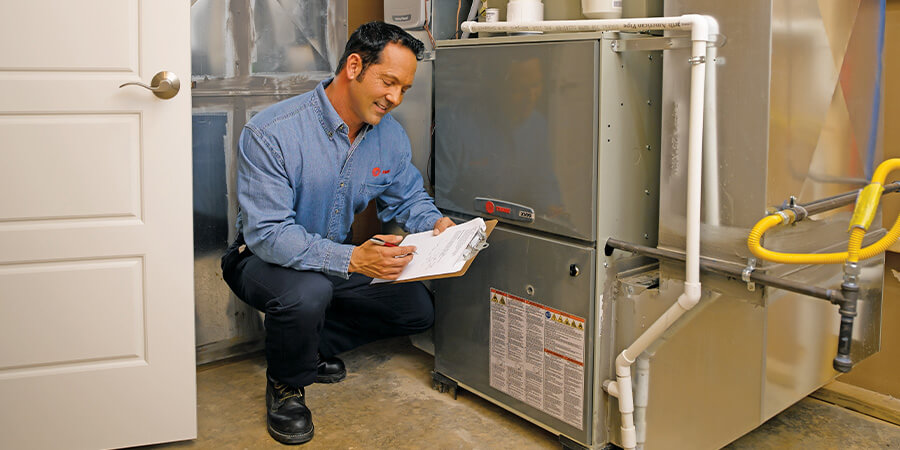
{"left": 0, "top": 1, "right": 195, "bottom": 448}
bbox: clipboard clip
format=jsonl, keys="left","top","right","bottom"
{"left": 462, "top": 228, "right": 489, "bottom": 261}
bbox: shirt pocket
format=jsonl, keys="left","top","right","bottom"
{"left": 362, "top": 180, "right": 391, "bottom": 199}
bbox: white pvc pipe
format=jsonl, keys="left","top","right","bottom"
{"left": 462, "top": 17, "right": 702, "bottom": 35}
{"left": 463, "top": 15, "right": 717, "bottom": 450}
{"left": 630, "top": 290, "right": 720, "bottom": 448}
{"left": 634, "top": 356, "right": 650, "bottom": 449}
{"left": 459, "top": 0, "right": 482, "bottom": 39}
{"left": 703, "top": 20, "right": 721, "bottom": 226}
{"left": 611, "top": 26, "right": 709, "bottom": 449}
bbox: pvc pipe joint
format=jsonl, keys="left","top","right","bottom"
{"left": 678, "top": 282, "right": 702, "bottom": 309}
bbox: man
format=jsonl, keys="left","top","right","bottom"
{"left": 221, "top": 22, "right": 453, "bottom": 445}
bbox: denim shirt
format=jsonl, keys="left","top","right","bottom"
{"left": 236, "top": 78, "right": 442, "bottom": 278}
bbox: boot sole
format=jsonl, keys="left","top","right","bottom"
{"left": 268, "top": 422, "right": 314, "bottom": 445}
{"left": 315, "top": 368, "right": 346, "bottom": 384}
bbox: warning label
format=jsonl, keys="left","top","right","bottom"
{"left": 489, "top": 288, "right": 585, "bottom": 430}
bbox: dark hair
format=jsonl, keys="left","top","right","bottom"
{"left": 335, "top": 21, "right": 425, "bottom": 76}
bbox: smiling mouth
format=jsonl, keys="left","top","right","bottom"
{"left": 374, "top": 102, "right": 390, "bottom": 113}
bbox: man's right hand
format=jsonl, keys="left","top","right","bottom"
{"left": 348, "top": 234, "right": 417, "bottom": 280}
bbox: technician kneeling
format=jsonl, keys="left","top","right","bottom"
{"left": 221, "top": 22, "right": 454, "bottom": 445}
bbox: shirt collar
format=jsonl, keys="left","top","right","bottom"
{"left": 314, "top": 78, "right": 372, "bottom": 138}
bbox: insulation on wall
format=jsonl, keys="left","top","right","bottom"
{"left": 190, "top": 0, "right": 347, "bottom": 364}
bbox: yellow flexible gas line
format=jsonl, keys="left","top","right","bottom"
{"left": 747, "top": 158, "right": 900, "bottom": 265}
{"left": 847, "top": 228, "right": 865, "bottom": 264}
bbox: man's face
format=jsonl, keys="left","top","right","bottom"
{"left": 347, "top": 43, "right": 417, "bottom": 126}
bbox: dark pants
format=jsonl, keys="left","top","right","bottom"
{"left": 221, "top": 238, "right": 434, "bottom": 387}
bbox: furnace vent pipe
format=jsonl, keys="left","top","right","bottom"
{"left": 463, "top": 15, "right": 716, "bottom": 450}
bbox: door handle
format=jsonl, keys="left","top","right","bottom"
{"left": 119, "top": 71, "right": 180, "bottom": 99}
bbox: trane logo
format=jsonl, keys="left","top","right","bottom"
{"left": 392, "top": 14, "right": 412, "bottom": 22}
{"left": 484, "top": 201, "right": 510, "bottom": 215}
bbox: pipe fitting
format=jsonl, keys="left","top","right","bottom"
{"left": 834, "top": 277, "right": 860, "bottom": 373}
{"left": 616, "top": 351, "right": 635, "bottom": 376}
{"left": 774, "top": 209, "right": 798, "bottom": 225}
{"left": 681, "top": 14, "right": 708, "bottom": 42}
{"left": 843, "top": 261, "right": 861, "bottom": 277}
{"left": 603, "top": 379, "right": 620, "bottom": 398}
{"left": 842, "top": 262, "right": 861, "bottom": 289}
{"left": 838, "top": 280, "right": 860, "bottom": 317}
{"left": 776, "top": 203, "right": 809, "bottom": 223}
{"left": 703, "top": 15, "right": 720, "bottom": 38}
{"left": 677, "top": 282, "right": 702, "bottom": 309}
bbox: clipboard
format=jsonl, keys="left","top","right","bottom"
{"left": 389, "top": 219, "right": 497, "bottom": 283}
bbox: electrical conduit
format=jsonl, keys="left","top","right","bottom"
{"left": 463, "top": 15, "right": 716, "bottom": 450}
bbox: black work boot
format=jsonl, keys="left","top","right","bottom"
{"left": 266, "top": 375, "right": 314, "bottom": 445}
{"left": 315, "top": 354, "right": 346, "bottom": 384}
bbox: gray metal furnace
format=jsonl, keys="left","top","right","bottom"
{"left": 431, "top": 33, "right": 662, "bottom": 447}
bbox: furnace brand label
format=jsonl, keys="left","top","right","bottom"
{"left": 489, "top": 288, "right": 585, "bottom": 430}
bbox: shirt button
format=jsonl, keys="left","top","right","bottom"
{"left": 340, "top": 183, "right": 344, "bottom": 187}
{"left": 335, "top": 209, "right": 339, "bottom": 214}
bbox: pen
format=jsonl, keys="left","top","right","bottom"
{"left": 369, "top": 237, "right": 416, "bottom": 256}
{"left": 368, "top": 237, "right": 398, "bottom": 247}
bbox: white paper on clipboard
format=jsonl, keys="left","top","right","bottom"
{"left": 371, "top": 217, "right": 490, "bottom": 284}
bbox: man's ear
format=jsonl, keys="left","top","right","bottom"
{"left": 345, "top": 53, "right": 362, "bottom": 81}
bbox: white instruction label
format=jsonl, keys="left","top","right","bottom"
{"left": 489, "top": 288, "right": 585, "bottom": 430}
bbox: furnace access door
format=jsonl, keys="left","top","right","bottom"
{"left": 434, "top": 39, "right": 599, "bottom": 242}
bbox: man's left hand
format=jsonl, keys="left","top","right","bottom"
{"left": 433, "top": 217, "right": 455, "bottom": 235}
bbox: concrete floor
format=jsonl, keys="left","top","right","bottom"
{"left": 149, "top": 337, "right": 900, "bottom": 450}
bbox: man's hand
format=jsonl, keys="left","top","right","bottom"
{"left": 433, "top": 217, "right": 455, "bottom": 235}
{"left": 348, "top": 234, "right": 417, "bottom": 280}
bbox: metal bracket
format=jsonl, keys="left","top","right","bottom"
{"left": 420, "top": 50, "right": 436, "bottom": 62}
{"left": 709, "top": 34, "right": 727, "bottom": 48}
{"left": 611, "top": 36, "right": 688, "bottom": 52}
{"left": 775, "top": 195, "right": 809, "bottom": 223}
{"left": 742, "top": 257, "right": 758, "bottom": 292}
{"left": 688, "top": 55, "right": 706, "bottom": 65}
{"left": 610, "top": 33, "right": 727, "bottom": 53}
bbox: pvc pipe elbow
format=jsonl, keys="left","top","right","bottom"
{"left": 616, "top": 351, "right": 634, "bottom": 377}
{"left": 682, "top": 14, "right": 709, "bottom": 41}
{"left": 677, "top": 282, "right": 702, "bottom": 309}
{"left": 704, "top": 15, "right": 719, "bottom": 37}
